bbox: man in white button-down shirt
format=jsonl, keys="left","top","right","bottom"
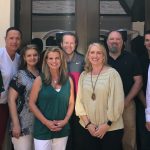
{"left": 0, "top": 27, "right": 22, "bottom": 149}
{"left": 145, "top": 30, "right": 150, "bottom": 131}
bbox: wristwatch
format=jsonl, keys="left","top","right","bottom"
{"left": 107, "top": 120, "right": 112, "bottom": 126}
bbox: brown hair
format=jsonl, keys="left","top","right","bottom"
{"left": 19, "top": 44, "right": 40, "bottom": 70}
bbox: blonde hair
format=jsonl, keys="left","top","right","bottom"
{"left": 42, "top": 47, "right": 68, "bottom": 85}
{"left": 84, "top": 43, "right": 108, "bottom": 72}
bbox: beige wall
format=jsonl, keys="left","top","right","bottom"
{"left": 0, "top": 1, "right": 14, "bottom": 149}
{"left": 0, "top": 0, "right": 14, "bottom": 47}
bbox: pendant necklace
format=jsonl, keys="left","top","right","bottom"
{"left": 91, "top": 66, "right": 103, "bottom": 100}
{"left": 51, "top": 78, "right": 59, "bottom": 89}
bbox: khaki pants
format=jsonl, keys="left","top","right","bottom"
{"left": 122, "top": 101, "right": 136, "bottom": 150}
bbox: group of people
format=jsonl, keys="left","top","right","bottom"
{"left": 0, "top": 26, "right": 150, "bottom": 150}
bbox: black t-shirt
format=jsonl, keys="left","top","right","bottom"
{"left": 108, "top": 50, "right": 142, "bottom": 96}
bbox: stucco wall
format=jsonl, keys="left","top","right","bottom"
{"left": 0, "top": 0, "right": 14, "bottom": 47}
{"left": 0, "top": 2, "right": 14, "bottom": 150}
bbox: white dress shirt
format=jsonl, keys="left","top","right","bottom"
{"left": 0, "top": 48, "right": 20, "bottom": 104}
{"left": 145, "top": 64, "right": 150, "bottom": 122}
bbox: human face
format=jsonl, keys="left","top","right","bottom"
{"left": 145, "top": 34, "right": 150, "bottom": 51}
{"left": 88, "top": 45, "right": 104, "bottom": 67}
{"left": 5, "top": 30, "right": 21, "bottom": 54}
{"left": 61, "top": 35, "right": 76, "bottom": 55}
{"left": 107, "top": 31, "right": 124, "bottom": 54}
{"left": 24, "top": 49, "right": 39, "bottom": 68}
{"left": 46, "top": 51, "right": 61, "bottom": 70}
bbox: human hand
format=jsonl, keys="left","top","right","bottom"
{"left": 146, "top": 122, "right": 150, "bottom": 131}
{"left": 87, "top": 123, "right": 97, "bottom": 137}
{"left": 124, "top": 99, "right": 130, "bottom": 108}
{"left": 46, "top": 120, "right": 62, "bottom": 132}
{"left": 94, "top": 123, "right": 110, "bottom": 139}
{"left": 53, "top": 119, "right": 68, "bottom": 129}
{"left": 12, "top": 124, "right": 21, "bottom": 139}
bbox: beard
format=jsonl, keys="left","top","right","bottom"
{"left": 109, "top": 45, "right": 118, "bottom": 53}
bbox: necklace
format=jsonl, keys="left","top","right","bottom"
{"left": 91, "top": 66, "right": 103, "bottom": 100}
{"left": 51, "top": 78, "right": 59, "bottom": 88}
{"left": 52, "top": 80, "right": 58, "bottom": 84}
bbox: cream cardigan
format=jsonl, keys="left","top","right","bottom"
{"left": 75, "top": 67, "right": 124, "bottom": 131}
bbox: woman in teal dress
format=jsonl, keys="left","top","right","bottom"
{"left": 29, "top": 47, "right": 74, "bottom": 150}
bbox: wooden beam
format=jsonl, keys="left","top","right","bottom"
{"left": 75, "top": 0, "right": 100, "bottom": 54}
{"left": 15, "top": 0, "right": 32, "bottom": 46}
{"left": 145, "top": 0, "right": 150, "bottom": 30}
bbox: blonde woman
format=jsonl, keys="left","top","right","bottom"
{"left": 75, "top": 43, "right": 124, "bottom": 150}
{"left": 29, "top": 47, "right": 74, "bottom": 150}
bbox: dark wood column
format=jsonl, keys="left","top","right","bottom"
{"left": 145, "top": 0, "right": 150, "bottom": 30}
{"left": 15, "top": 0, "right": 32, "bottom": 46}
{"left": 75, "top": 0, "right": 100, "bottom": 54}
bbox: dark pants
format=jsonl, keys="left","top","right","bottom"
{"left": 74, "top": 123, "right": 123, "bottom": 150}
{"left": 0, "top": 104, "right": 9, "bottom": 150}
{"left": 66, "top": 114, "right": 81, "bottom": 150}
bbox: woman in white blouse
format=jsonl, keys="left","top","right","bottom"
{"left": 75, "top": 43, "right": 124, "bottom": 150}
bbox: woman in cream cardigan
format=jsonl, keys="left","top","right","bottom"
{"left": 75, "top": 43, "right": 124, "bottom": 150}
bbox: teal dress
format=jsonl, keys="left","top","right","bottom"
{"left": 34, "top": 75, "right": 70, "bottom": 140}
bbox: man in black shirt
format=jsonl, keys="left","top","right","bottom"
{"left": 107, "top": 30, "right": 142, "bottom": 150}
